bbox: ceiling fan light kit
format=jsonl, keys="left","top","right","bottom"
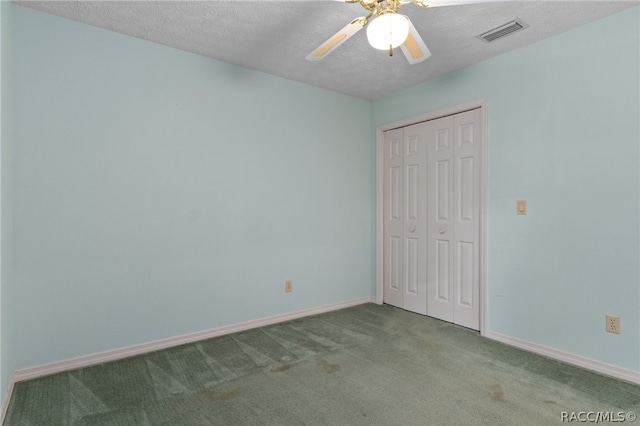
{"left": 366, "top": 12, "right": 410, "bottom": 50}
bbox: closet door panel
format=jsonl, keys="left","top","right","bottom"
{"left": 426, "top": 116, "right": 455, "bottom": 322}
{"left": 452, "top": 109, "right": 481, "bottom": 330}
{"left": 402, "top": 125, "right": 427, "bottom": 315}
{"left": 383, "top": 129, "right": 405, "bottom": 308}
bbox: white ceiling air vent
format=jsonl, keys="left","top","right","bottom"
{"left": 477, "top": 19, "right": 528, "bottom": 43}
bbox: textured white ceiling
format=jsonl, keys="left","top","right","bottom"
{"left": 14, "top": 1, "right": 637, "bottom": 100}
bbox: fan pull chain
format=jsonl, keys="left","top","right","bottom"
{"left": 389, "top": 44, "right": 393, "bottom": 56}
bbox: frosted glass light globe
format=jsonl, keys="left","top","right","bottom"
{"left": 366, "top": 14, "right": 410, "bottom": 50}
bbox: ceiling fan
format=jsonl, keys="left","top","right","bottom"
{"left": 306, "top": 0, "right": 493, "bottom": 64}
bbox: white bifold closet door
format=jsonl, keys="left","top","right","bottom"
{"left": 426, "top": 109, "right": 481, "bottom": 330}
{"left": 383, "top": 108, "right": 481, "bottom": 330}
{"left": 383, "top": 124, "right": 428, "bottom": 315}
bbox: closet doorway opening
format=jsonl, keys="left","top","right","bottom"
{"left": 375, "top": 99, "right": 487, "bottom": 333}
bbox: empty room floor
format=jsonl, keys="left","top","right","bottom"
{"left": 4, "top": 304, "right": 639, "bottom": 425}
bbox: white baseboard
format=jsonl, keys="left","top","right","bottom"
{"left": 484, "top": 330, "right": 640, "bottom": 385}
{"left": 1, "top": 371, "right": 16, "bottom": 425}
{"left": 14, "top": 296, "right": 375, "bottom": 384}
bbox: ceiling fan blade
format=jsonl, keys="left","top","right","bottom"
{"left": 400, "top": 17, "right": 431, "bottom": 64}
{"left": 306, "top": 19, "right": 365, "bottom": 61}
{"left": 414, "top": 0, "right": 506, "bottom": 7}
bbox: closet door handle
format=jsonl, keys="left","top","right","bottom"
{"left": 439, "top": 227, "right": 446, "bottom": 234}
{"left": 408, "top": 227, "right": 416, "bottom": 233}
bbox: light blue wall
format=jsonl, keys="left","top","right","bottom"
{"left": 8, "top": 3, "right": 639, "bottom": 377}
{"left": 1, "top": 0, "right": 15, "bottom": 397}
{"left": 12, "top": 7, "right": 374, "bottom": 369}
{"left": 373, "top": 7, "right": 640, "bottom": 372}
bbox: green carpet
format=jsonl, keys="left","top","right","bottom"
{"left": 4, "top": 303, "right": 639, "bottom": 425}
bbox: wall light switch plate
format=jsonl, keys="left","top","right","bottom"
{"left": 517, "top": 200, "right": 527, "bottom": 215}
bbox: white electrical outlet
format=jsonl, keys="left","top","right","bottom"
{"left": 606, "top": 315, "right": 620, "bottom": 334}
{"left": 285, "top": 280, "right": 292, "bottom": 293}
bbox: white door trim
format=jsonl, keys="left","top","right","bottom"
{"left": 375, "top": 98, "right": 489, "bottom": 336}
